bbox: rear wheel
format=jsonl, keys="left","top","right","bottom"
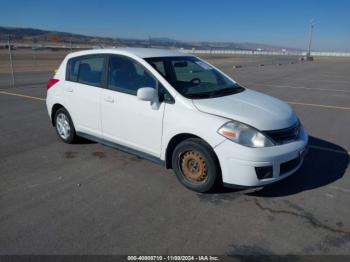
{"left": 172, "top": 138, "right": 220, "bottom": 193}
{"left": 54, "top": 108, "right": 77, "bottom": 144}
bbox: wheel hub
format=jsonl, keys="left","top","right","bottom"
{"left": 180, "top": 151, "right": 207, "bottom": 182}
{"left": 56, "top": 113, "right": 70, "bottom": 140}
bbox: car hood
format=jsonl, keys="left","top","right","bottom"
{"left": 192, "top": 89, "right": 297, "bottom": 130}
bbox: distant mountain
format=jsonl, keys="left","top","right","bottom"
{"left": 0, "top": 26, "right": 102, "bottom": 44}
{"left": 0, "top": 26, "right": 301, "bottom": 51}
{"left": 149, "top": 37, "right": 177, "bottom": 44}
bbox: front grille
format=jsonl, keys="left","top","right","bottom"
{"left": 280, "top": 157, "right": 301, "bottom": 175}
{"left": 264, "top": 122, "right": 300, "bottom": 145}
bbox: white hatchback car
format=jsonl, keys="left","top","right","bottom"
{"left": 46, "top": 48, "right": 308, "bottom": 192}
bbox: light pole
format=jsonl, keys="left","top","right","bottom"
{"left": 69, "top": 34, "right": 72, "bottom": 52}
{"left": 306, "top": 19, "right": 314, "bottom": 60}
{"left": 7, "top": 34, "right": 15, "bottom": 86}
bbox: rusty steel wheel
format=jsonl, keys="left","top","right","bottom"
{"left": 172, "top": 138, "right": 220, "bottom": 192}
{"left": 179, "top": 150, "right": 208, "bottom": 183}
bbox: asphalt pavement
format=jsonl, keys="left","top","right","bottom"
{"left": 0, "top": 58, "right": 349, "bottom": 255}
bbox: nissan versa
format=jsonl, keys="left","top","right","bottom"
{"left": 46, "top": 48, "right": 308, "bottom": 192}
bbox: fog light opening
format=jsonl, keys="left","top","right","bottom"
{"left": 255, "top": 166, "right": 273, "bottom": 180}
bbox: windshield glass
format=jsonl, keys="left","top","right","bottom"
{"left": 145, "top": 56, "right": 244, "bottom": 99}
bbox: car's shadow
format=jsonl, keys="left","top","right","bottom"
{"left": 216, "top": 136, "right": 349, "bottom": 197}
{"left": 76, "top": 135, "right": 349, "bottom": 197}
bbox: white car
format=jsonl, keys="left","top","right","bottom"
{"left": 46, "top": 48, "right": 308, "bottom": 192}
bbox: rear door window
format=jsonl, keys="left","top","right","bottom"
{"left": 67, "top": 56, "right": 105, "bottom": 87}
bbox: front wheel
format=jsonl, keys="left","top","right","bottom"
{"left": 54, "top": 108, "right": 77, "bottom": 144}
{"left": 172, "top": 138, "right": 221, "bottom": 193}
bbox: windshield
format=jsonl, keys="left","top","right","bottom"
{"left": 145, "top": 56, "right": 244, "bottom": 99}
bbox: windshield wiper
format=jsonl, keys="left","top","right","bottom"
{"left": 207, "top": 86, "right": 244, "bottom": 96}
{"left": 186, "top": 86, "right": 245, "bottom": 99}
{"left": 221, "top": 86, "right": 245, "bottom": 93}
{"left": 186, "top": 92, "right": 213, "bottom": 98}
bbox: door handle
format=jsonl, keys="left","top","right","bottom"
{"left": 104, "top": 97, "right": 114, "bottom": 103}
{"left": 66, "top": 87, "right": 74, "bottom": 92}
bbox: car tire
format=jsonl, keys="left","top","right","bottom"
{"left": 54, "top": 108, "right": 77, "bottom": 144}
{"left": 172, "top": 138, "right": 221, "bottom": 193}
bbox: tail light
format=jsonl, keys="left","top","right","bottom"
{"left": 47, "top": 78, "right": 59, "bottom": 90}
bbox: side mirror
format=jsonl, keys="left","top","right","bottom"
{"left": 137, "top": 87, "right": 156, "bottom": 101}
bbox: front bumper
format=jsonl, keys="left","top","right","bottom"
{"left": 214, "top": 125, "right": 308, "bottom": 187}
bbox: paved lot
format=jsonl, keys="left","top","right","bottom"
{"left": 0, "top": 71, "right": 52, "bottom": 87}
{"left": 0, "top": 57, "right": 349, "bottom": 255}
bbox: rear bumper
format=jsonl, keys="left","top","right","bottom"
{"left": 214, "top": 125, "right": 308, "bottom": 187}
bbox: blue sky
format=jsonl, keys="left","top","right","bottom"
{"left": 1, "top": 0, "right": 349, "bottom": 51}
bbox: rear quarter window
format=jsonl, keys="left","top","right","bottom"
{"left": 68, "top": 59, "right": 80, "bottom": 82}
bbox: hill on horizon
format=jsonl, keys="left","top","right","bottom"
{"left": 0, "top": 26, "right": 302, "bottom": 51}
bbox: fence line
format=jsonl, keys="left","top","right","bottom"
{"left": 180, "top": 49, "right": 350, "bottom": 57}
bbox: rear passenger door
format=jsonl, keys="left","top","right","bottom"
{"left": 64, "top": 55, "right": 106, "bottom": 137}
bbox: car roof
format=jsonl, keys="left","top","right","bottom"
{"left": 66, "top": 47, "right": 190, "bottom": 59}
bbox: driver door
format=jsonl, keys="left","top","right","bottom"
{"left": 101, "top": 55, "right": 165, "bottom": 157}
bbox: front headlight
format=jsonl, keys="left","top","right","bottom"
{"left": 217, "top": 121, "right": 274, "bottom": 147}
